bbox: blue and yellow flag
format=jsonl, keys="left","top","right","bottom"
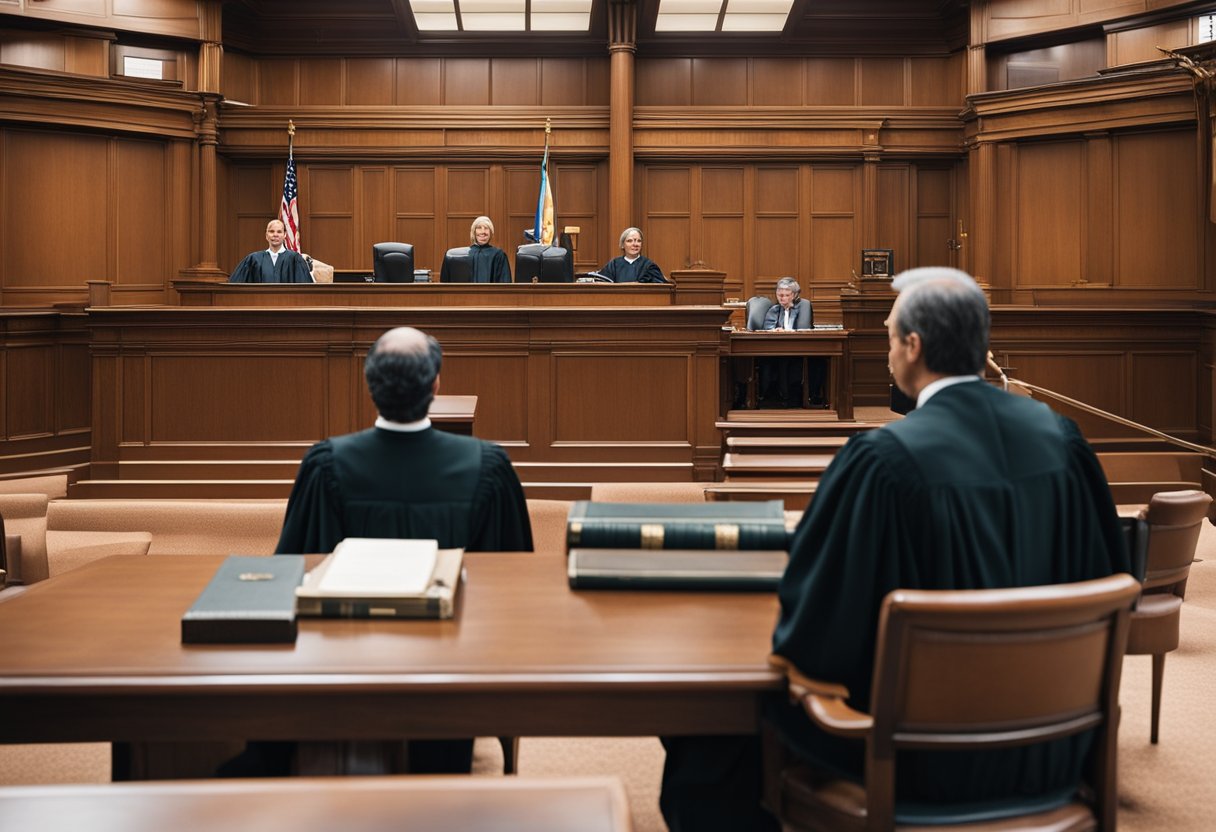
{"left": 533, "top": 135, "right": 555, "bottom": 246}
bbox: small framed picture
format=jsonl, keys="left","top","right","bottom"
{"left": 861, "top": 249, "right": 893, "bottom": 277}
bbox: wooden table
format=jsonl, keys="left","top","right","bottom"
{"left": 0, "top": 552, "right": 781, "bottom": 746}
{"left": 0, "top": 776, "right": 632, "bottom": 832}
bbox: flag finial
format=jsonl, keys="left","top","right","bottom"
{"left": 287, "top": 119, "right": 296, "bottom": 139}
{"left": 545, "top": 118, "right": 551, "bottom": 136}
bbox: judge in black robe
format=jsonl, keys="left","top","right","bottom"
{"left": 440, "top": 216, "right": 512, "bottom": 283}
{"left": 660, "top": 268, "right": 1129, "bottom": 831}
{"left": 226, "top": 327, "right": 532, "bottom": 779}
{"left": 228, "top": 219, "right": 314, "bottom": 284}
{"left": 599, "top": 227, "right": 666, "bottom": 283}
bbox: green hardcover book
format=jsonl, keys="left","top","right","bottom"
{"left": 181, "top": 555, "right": 306, "bottom": 644}
{"left": 568, "top": 548, "right": 788, "bottom": 591}
{"left": 566, "top": 500, "right": 790, "bottom": 552}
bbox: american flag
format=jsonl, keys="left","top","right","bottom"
{"left": 279, "top": 146, "right": 300, "bottom": 252}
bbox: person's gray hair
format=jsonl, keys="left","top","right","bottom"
{"left": 891, "top": 267, "right": 989, "bottom": 376}
{"left": 469, "top": 216, "right": 494, "bottom": 244}
{"left": 618, "top": 227, "right": 643, "bottom": 249}
{"left": 775, "top": 276, "right": 800, "bottom": 297}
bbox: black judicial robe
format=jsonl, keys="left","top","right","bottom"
{"left": 276, "top": 426, "right": 533, "bottom": 555}
{"left": 599, "top": 255, "right": 666, "bottom": 284}
{"left": 771, "top": 380, "right": 1130, "bottom": 806}
{"left": 228, "top": 249, "right": 313, "bottom": 284}
{"left": 469, "top": 244, "right": 511, "bottom": 283}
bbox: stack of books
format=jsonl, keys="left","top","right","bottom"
{"left": 295, "top": 538, "right": 463, "bottom": 619}
{"left": 565, "top": 500, "right": 791, "bottom": 591}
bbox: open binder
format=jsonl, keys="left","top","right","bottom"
{"left": 295, "top": 538, "right": 464, "bottom": 619}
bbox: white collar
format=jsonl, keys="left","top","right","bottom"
{"left": 916, "top": 375, "right": 981, "bottom": 409}
{"left": 623, "top": 255, "right": 639, "bottom": 264}
{"left": 374, "top": 416, "right": 432, "bottom": 432}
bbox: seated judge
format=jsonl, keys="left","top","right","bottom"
{"left": 441, "top": 215, "right": 511, "bottom": 283}
{"left": 225, "top": 327, "right": 533, "bottom": 778}
{"left": 228, "top": 219, "right": 314, "bottom": 283}
{"left": 660, "top": 267, "right": 1130, "bottom": 831}
{"left": 598, "top": 227, "right": 666, "bottom": 283}
{"left": 758, "top": 277, "right": 825, "bottom": 408}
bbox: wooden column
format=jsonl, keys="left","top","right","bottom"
{"left": 968, "top": 140, "right": 996, "bottom": 287}
{"left": 183, "top": 2, "right": 225, "bottom": 280}
{"left": 608, "top": 1, "right": 637, "bottom": 241}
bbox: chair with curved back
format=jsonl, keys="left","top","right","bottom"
{"left": 1125, "top": 488, "right": 1211, "bottom": 743}
{"left": 767, "top": 573, "right": 1141, "bottom": 831}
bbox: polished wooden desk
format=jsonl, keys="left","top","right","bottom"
{"left": 0, "top": 776, "right": 632, "bottom": 832}
{"left": 726, "top": 329, "right": 853, "bottom": 420}
{"left": 0, "top": 552, "right": 781, "bottom": 745}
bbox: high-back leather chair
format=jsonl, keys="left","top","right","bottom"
{"left": 768, "top": 573, "right": 1140, "bottom": 831}
{"left": 1126, "top": 488, "right": 1211, "bottom": 743}
{"left": 745, "top": 296, "right": 774, "bottom": 331}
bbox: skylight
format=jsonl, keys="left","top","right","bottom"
{"left": 409, "top": 0, "right": 593, "bottom": 32}
{"left": 655, "top": 0, "right": 794, "bottom": 33}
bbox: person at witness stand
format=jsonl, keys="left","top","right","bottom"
{"left": 759, "top": 277, "right": 825, "bottom": 408}
{"left": 228, "top": 219, "right": 314, "bottom": 284}
{"left": 598, "top": 227, "right": 666, "bottom": 283}
{"left": 442, "top": 215, "right": 511, "bottom": 283}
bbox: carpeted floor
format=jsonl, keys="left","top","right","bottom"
{"left": 4, "top": 525, "right": 1214, "bottom": 830}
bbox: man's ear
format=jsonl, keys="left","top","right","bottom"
{"left": 432, "top": 374, "right": 441, "bottom": 396}
{"left": 903, "top": 331, "right": 924, "bottom": 363}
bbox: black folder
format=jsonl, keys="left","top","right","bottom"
{"left": 181, "top": 555, "right": 306, "bottom": 644}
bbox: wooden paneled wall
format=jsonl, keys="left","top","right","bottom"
{"left": 0, "top": 125, "right": 193, "bottom": 305}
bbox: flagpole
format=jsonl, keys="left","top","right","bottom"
{"left": 280, "top": 120, "right": 300, "bottom": 252}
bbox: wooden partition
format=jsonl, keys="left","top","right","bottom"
{"left": 84, "top": 304, "right": 731, "bottom": 496}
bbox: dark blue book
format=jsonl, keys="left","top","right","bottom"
{"left": 566, "top": 500, "right": 790, "bottom": 552}
{"left": 181, "top": 555, "right": 306, "bottom": 644}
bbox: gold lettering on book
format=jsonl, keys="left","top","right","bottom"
{"left": 569, "top": 522, "right": 582, "bottom": 545}
{"left": 640, "top": 524, "right": 665, "bottom": 549}
{"left": 715, "top": 524, "right": 740, "bottom": 549}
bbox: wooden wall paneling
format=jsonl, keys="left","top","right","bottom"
{"left": 752, "top": 59, "right": 803, "bottom": 107}
{"left": 752, "top": 166, "right": 800, "bottom": 297}
{"left": 805, "top": 58, "right": 856, "bottom": 106}
{"left": 909, "top": 57, "right": 959, "bottom": 107}
{"left": 116, "top": 138, "right": 169, "bottom": 287}
{"left": 859, "top": 58, "right": 906, "bottom": 107}
{"left": 445, "top": 166, "right": 492, "bottom": 253}
{"left": 2, "top": 130, "right": 108, "bottom": 294}
{"left": 346, "top": 58, "right": 394, "bottom": 105}
{"left": 258, "top": 60, "right": 298, "bottom": 106}
{"left": 64, "top": 33, "right": 107, "bottom": 77}
{"left": 1015, "top": 140, "right": 1083, "bottom": 286}
{"left": 1078, "top": 0, "right": 1147, "bottom": 24}
{"left": 992, "top": 143, "right": 1016, "bottom": 293}
{"left": 438, "top": 351, "right": 530, "bottom": 443}
{"left": 0, "top": 30, "right": 66, "bottom": 72}
{"left": 809, "top": 166, "right": 858, "bottom": 284}
{"left": 875, "top": 165, "right": 910, "bottom": 266}
{"left": 555, "top": 164, "right": 600, "bottom": 271}
{"left": 1130, "top": 351, "right": 1196, "bottom": 432}
{"left": 984, "top": 0, "right": 1080, "bottom": 42}
{"left": 4, "top": 345, "right": 53, "bottom": 439}
{"left": 586, "top": 58, "right": 610, "bottom": 107}
{"left": 691, "top": 58, "right": 747, "bottom": 106}
{"left": 396, "top": 58, "right": 442, "bottom": 106}
{"left": 222, "top": 52, "right": 257, "bottom": 105}
{"left": 56, "top": 340, "right": 90, "bottom": 434}
{"left": 229, "top": 164, "right": 274, "bottom": 271}
{"left": 1084, "top": 133, "right": 1114, "bottom": 284}
{"left": 552, "top": 353, "right": 689, "bottom": 442}
{"left": 393, "top": 166, "right": 438, "bottom": 272}
{"left": 506, "top": 164, "right": 541, "bottom": 258}
{"left": 700, "top": 167, "right": 744, "bottom": 284}
{"left": 110, "top": 0, "right": 203, "bottom": 39}
{"left": 170, "top": 138, "right": 192, "bottom": 289}
{"left": 444, "top": 59, "right": 491, "bottom": 106}
{"left": 540, "top": 58, "right": 584, "bottom": 107}
{"left": 491, "top": 58, "right": 539, "bottom": 106}
{"left": 299, "top": 58, "right": 342, "bottom": 105}
{"left": 635, "top": 59, "right": 691, "bottom": 107}
{"left": 1115, "top": 129, "right": 1198, "bottom": 286}
{"left": 306, "top": 164, "right": 360, "bottom": 269}
{"left": 642, "top": 167, "right": 692, "bottom": 278}
{"left": 120, "top": 352, "right": 146, "bottom": 446}
{"left": 1108, "top": 19, "right": 1191, "bottom": 67}
{"left": 916, "top": 166, "right": 955, "bottom": 269}
{"left": 993, "top": 40, "right": 1106, "bottom": 91}
{"left": 1005, "top": 350, "right": 1126, "bottom": 413}
{"left": 149, "top": 353, "right": 328, "bottom": 441}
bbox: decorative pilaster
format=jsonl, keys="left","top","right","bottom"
{"left": 182, "top": 93, "right": 226, "bottom": 280}
{"left": 608, "top": 1, "right": 637, "bottom": 241}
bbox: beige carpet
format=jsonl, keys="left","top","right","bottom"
{"left": 5, "top": 527, "right": 1215, "bottom": 831}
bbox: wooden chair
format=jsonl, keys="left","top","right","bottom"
{"left": 767, "top": 573, "right": 1141, "bottom": 831}
{"left": 1125, "top": 489, "right": 1211, "bottom": 743}
{"left": 589, "top": 482, "right": 708, "bottom": 503}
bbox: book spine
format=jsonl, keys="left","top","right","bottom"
{"left": 567, "top": 521, "right": 789, "bottom": 551}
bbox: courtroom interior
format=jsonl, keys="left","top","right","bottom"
{"left": 1, "top": 0, "right": 1215, "bottom": 829}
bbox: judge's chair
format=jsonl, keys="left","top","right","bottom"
{"left": 766, "top": 573, "right": 1140, "bottom": 831}
{"left": 738, "top": 296, "right": 815, "bottom": 408}
{"left": 1125, "top": 488, "right": 1211, "bottom": 743}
